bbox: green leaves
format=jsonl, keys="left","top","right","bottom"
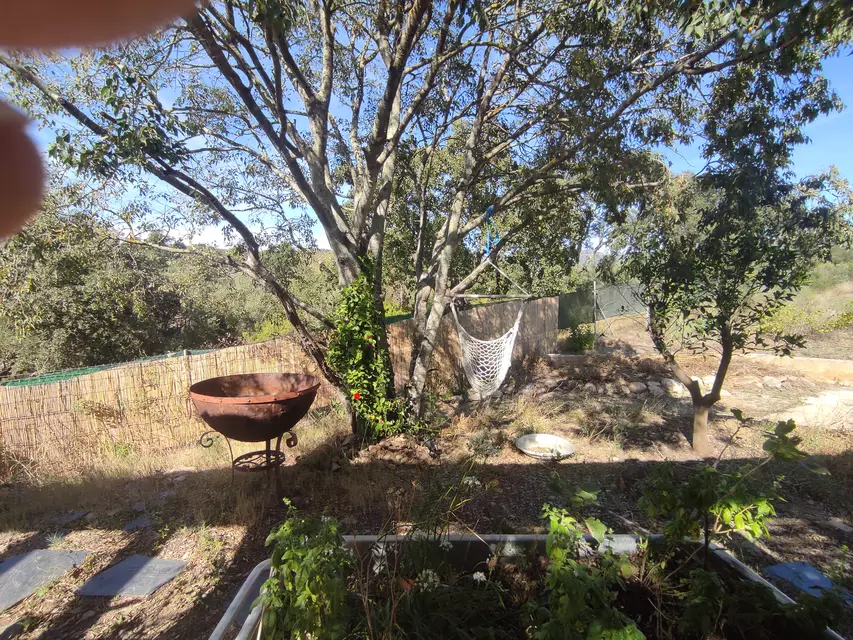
{"left": 584, "top": 517, "right": 608, "bottom": 546}
{"left": 256, "top": 506, "right": 354, "bottom": 640}
{"left": 536, "top": 504, "right": 643, "bottom": 639}
{"left": 327, "top": 258, "right": 411, "bottom": 440}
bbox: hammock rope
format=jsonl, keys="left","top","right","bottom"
{"left": 450, "top": 300, "right": 525, "bottom": 398}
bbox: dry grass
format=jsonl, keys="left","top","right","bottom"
{"left": 2, "top": 354, "right": 853, "bottom": 638}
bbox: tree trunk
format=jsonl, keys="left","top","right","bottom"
{"left": 691, "top": 402, "right": 712, "bottom": 458}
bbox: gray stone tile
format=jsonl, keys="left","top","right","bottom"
{"left": 122, "top": 518, "right": 152, "bottom": 532}
{"left": 0, "top": 550, "right": 90, "bottom": 613}
{"left": 78, "top": 555, "right": 186, "bottom": 597}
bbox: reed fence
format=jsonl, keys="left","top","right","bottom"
{"left": 0, "top": 297, "right": 558, "bottom": 471}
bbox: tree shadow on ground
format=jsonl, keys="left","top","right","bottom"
{"left": 0, "top": 429, "right": 851, "bottom": 639}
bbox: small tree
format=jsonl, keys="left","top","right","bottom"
{"left": 623, "top": 170, "right": 851, "bottom": 456}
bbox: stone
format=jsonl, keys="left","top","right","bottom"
{"left": 0, "top": 550, "right": 90, "bottom": 613}
{"left": 583, "top": 382, "right": 597, "bottom": 393}
{"left": 158, "top": 489, "right": 176, "bottom": 500}
{"left": 54, "top": 510, "right": 88, "bottom": 525}
{"left": 519, "top": 383, "right": 537, "bottom": 397}
{"left": 762, "top": 376, "right": 785, "bottom": 390}
{"left": 720, "top": 389, "right": 732, "bottom": 397}
{"left": 131, "top": 502, "right": 145, "bottom": 513}
{"left": 123, "top": 518, "right": 152, "bottom": 532}
{"left": 628, "top": 381, "right": 647, "bottom": 394}
{"left": 660, "top": 378, "right": 683, "bottom": 397}
{"left": 172, "top": 475, "right": 188, "bottom": 484}
{"left": 80, "top": 611, "right": 96, "bottom": 620}
{"left": 828, "top": 518, "right": 853, "bottom": 534}
{"left": 647, "top": 383, "right": 665, "bottom": 397}
{"left": 78, "top": 555, "right": 186, "bottom": 597}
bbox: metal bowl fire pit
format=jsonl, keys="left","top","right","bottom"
{"left": 189, "top": 373, "right": 320, "bottom": 494}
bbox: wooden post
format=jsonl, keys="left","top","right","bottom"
{"left": 593, "top": 280, "right": 598, "bottom": 352}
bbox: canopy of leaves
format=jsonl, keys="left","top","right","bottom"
{"left": 621, "top": 168, "right": 852, "bottom": 357}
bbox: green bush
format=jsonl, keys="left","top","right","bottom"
{"left": 559, "top": 323, "right": 595, "bottom": 352}
{"left": 254, "top": 503, "right": 354, "bottom": 640}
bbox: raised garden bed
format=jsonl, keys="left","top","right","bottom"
{"left": 210, "top": 533, "right": 844, "bottom": 640}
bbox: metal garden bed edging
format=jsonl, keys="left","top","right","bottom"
{"left": 208, "top": 534, "right": 843, "bottom": 640}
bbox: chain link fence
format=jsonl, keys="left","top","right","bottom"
{"left": 558, "top": 283, "right": 651, "bottom": 353}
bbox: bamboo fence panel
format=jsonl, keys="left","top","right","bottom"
{"left": 0, "top": 297, "right": 557, "bottom": 469}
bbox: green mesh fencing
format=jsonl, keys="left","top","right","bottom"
{"left": 558, "top": 289, "right": 595, "bottom": 329}
{"left": 595, "top": 284, "right": 646, "bottom": 321}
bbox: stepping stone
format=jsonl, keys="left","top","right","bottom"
{"left": 78, "top": 555, "right": 186, "bottom": 597}
{"left": 766, "top": 562, "right": 853, "bottom": 605}
{"left": 122, "top": 518, "right": 152, "bottom": 532}
{"left": 0, "top": 550, "right": 90, "bottom": 613}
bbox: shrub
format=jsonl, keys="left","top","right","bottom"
{"left": 327, "top": 259, "right": 406, "bottom": 441}
{"left": 254, "top": 503, "right": 354, "bottom": 640}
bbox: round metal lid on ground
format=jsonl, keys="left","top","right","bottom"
{"left": 515, "top": 433, "right": 575, "bottom": 460}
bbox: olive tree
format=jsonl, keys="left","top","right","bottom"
{"left": 2, "top": 0, "right": 850, "bottom": 423}
{"left": 623, "top": 170, "right": 852, "bottom": 456}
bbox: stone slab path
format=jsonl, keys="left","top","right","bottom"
{"left": 77, "top": 555, "right": 186, "bottom": 597}
{"left": 0, "top": 550, "right": 90, "bottom": 613}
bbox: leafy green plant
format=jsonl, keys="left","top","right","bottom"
{"left": 636, "top": 412, "right": 838, "bottom": 637}
{"left": 327, "top": 258, "right": 407, "bottom": 441}
{"left": 640, "top": 413, "right": 826, "bottom": 569}
{"left": 560, "top": 323, "right": 595, "bottom": 353}
{"left": 254, "top": 502, "right": 354, "bottom": 640}
{"left": 530, "top": 504, "right": 642, "bottom": 640}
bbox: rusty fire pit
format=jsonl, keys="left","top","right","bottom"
{"left": 189, "top": 373, "right": 320, "bottom": 494}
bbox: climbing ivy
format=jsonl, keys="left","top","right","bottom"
{"left": 327, "top": 260, "right": 405, "bottom": 441}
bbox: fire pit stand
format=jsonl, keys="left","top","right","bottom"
{"left": 190, "top": 373, "right": 320, "bottom": 499}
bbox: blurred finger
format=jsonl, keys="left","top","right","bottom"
{"left": 0, "top": 0, "right": 200, "bottom": 48}
{"left": 0, "top": 102, "right": 44, "bottom": 238}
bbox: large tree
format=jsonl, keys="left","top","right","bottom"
{"left": 2, "top": 0, "right": 850, "bottom": 422}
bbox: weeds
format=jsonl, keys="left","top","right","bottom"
{"left": 468, "top": 428, "right": 507, "bottom": 459}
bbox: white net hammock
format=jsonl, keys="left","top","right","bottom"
{"left": 450, "top": 302, "right": 524, "bottom": 398}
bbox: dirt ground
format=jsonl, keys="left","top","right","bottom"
{"left": 1, "top": 346, "right": 853, "bottom": 638}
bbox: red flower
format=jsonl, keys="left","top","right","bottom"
{"left": 365, "top": 332, "right": 373, "bottom": 340}
{"left": 353, "top": 392, "right": 361, "bottom": 401}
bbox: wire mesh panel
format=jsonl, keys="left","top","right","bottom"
{"left": 594, "top": 284, "right": 646, "bottom": 321}
{"left": 593, "top": 284, "right": 654, "bottom": 353}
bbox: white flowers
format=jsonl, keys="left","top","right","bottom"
{"left": 461, "top": 475, "right": 483, "bottom": 489}
{"left": 472, "top": 571, "right": 487, "bottom": 583}
{"left": 439, "top": 538, "right": 453, "bottom": 552}
{"left": 417, "top": 568, "right": 441, "bottom": 591}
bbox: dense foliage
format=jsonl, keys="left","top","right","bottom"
{"left": 256, "top": 501, "right": 353, "bottom": 640}
{"left": 620, "top": 170, "right": 852, "bottom": 454}
{"left": 327, "top": 262, "right": 405, "bottom": 440}
{"left": 0, "top": 181, "right": 341, "bottom": 376}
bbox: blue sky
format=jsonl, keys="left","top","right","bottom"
{"left": 662, "top": 51, "right": 853, "bottom": 179}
